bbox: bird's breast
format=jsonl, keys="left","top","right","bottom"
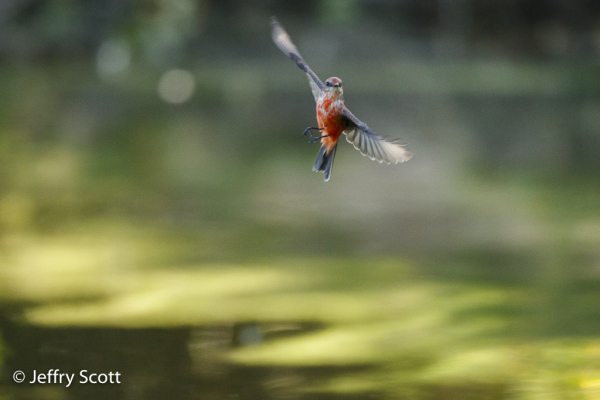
{"left": 316, "top": 97, "right": 344, "bottom": 133}
{"left": 316, "top": 95, "right": 345, "bottom": 152}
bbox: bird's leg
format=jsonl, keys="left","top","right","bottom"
{"left": 302, "top": 126, "right": 329, "bottom": 143}
{"left": 303, "top": 127, "right": 328, "bottom": 143}
{"left": 302, "top": 127, "right": 323, "bottom": 137}
{"left": 308, "top": 134, "right": 329, "bottom": 143}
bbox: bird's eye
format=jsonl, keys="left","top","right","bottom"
{"left": 325, "top": 81, "right": 331, "bottom": 87}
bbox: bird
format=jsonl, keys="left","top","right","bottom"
{"left": 271, "top": 17, "right": 413, "bottom": 181}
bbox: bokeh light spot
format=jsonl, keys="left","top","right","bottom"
{"left": 96, "top": 39, "right": 131, "bottom": 80}
{"left": 157, "top": 69, "right": 195, "bottom": 104}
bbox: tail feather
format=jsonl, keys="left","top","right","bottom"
{"left": 313, "top": 144, "right": 337, "bottom": 182}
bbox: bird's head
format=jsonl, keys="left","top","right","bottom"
{"left": 325, "top": 77, "right": 343, "bottom": 95}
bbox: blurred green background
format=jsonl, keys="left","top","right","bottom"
{"left": 1, "top": 0, "right": 600, "bottom": 399}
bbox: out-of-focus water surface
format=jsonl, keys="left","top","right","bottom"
{"left": 2, "top": 1, "right": 600, "bottom": 399}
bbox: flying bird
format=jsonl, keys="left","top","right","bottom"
{"left": 271, "top": 17, "right": 413, "bottom": 181}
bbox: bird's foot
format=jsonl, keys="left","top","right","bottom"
{"left": 308, "top": 135, "right": 329, "bottom": 143}
{"left": 303, "top": 127, "right": 323, "bottom": 136}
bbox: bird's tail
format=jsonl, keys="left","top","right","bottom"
{"left": 313, "top": 144, "right": 337, "bottom": 182}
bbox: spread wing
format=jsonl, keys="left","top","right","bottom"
{"left": 271, "top": 17, "right": 323, "bottom": 102}
{"left": 342, "top": 107, "right": 413, "bottom": 164}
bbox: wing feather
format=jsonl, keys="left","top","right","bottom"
{"left": 342, "top": 107, "right": 413, "bottom": 164}
{"left": 374, "top": 142, "right": 387, "bottom": 163}
{"left": 271, "top": 17, "right": 324, "bottom": 102}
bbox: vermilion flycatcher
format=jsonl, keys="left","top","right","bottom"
{"left": 271, "top": 17, "right": 413, "bottom": 181}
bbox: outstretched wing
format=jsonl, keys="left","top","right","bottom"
{"left": 271, "top": 17, "right": 323, "bottom": 103}
{"left": 342, "top": 107, "right": 413, "bottom": 164}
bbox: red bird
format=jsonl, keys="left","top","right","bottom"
{"left": 271, "top": 17, "right": 413, "bottom": 181}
